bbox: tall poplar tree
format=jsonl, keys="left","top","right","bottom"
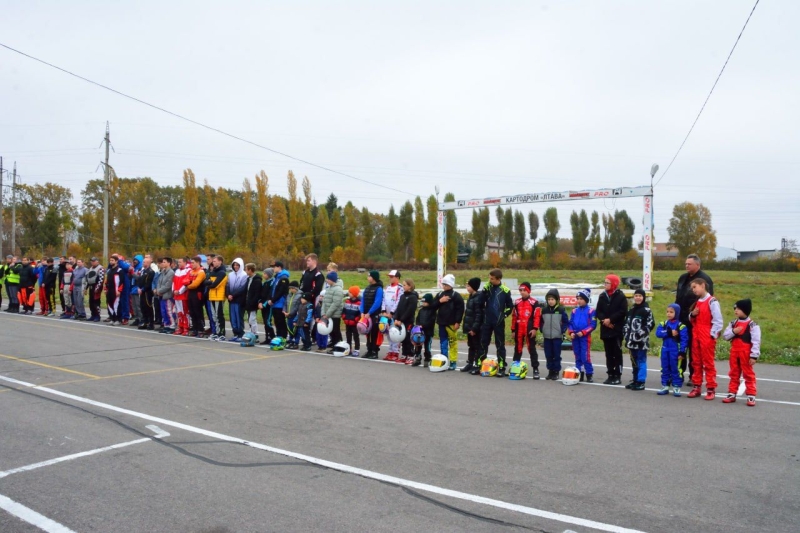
{"left": 254, "top": 170, "right": 270, "bottom": 256}
{"left": 182, "top": 169, "right": 199, "bottom": 250}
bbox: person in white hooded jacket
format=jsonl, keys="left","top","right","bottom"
{"left": 227, "top": 258, "right": 248, "bottom": 340}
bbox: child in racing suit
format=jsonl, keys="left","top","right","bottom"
{"left": 511, "top": 282, "right": 542, "bottom": 379}
{"left": 687, "top": 278, "right": 723, "bottom": 400}
{"left": 655, "top": 303, "right": 689, "bottom": 396}
{"left": 721, "top": 298, "right": 761, "bottom": 406}
{"left": 567, "top": 288, "right": 596, "bottom": 383}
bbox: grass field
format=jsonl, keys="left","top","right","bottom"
{"left": 330, "top": 269, "right": 800, "bottom": 366}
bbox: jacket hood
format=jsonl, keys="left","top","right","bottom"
{"left": 232, "top": 258, "right": 245, "bottom": 270}
{"left": 605, "top": 274, "right": 620, "bottom": 294}
{"left": 275, "top": 269, "right": 290, "bottom": 280}
{"left": 545, "top": 288, "right": 560, "bottom": 303}
{"left": 228, "top": 257, "right": 247, "bottom": 288}
{"left": 134, "top": 254, "right": 144, "bottom": 268}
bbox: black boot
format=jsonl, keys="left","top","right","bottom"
{"left": 459, "top": 362, "right": 474, "bottom": 373}
{"left": 579, "top": 372, "right": 585, "bottom": 382}
{"left": 586, "top": 374, "right": 594, "bottom": 383}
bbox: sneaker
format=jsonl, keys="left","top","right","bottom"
{"left": 657, "top": 386, "right": 670, "bottom": 396}
{"left": 586, "top": 374, "right": 594, "bottom": 383}
{"left": 301, "top": 345, "right": 312, "bottom": 352}
{"left": 673, "top": 387, "right": 681, "bottom": 397}
{"left": 624, "top": 381, "right": 636, "bottom": 389}
{"left": 404, "top": 356, "right": 414, "bottom": 365}
{"left": 103, "top": 317, "right": 112, "bottom": 323}
{"left": 364, "top": 352, "right": 378, "bottom": 360}
{"left": 59, "top": 314, "right": 73, "bottom": 319}
{"left": 610, "top": 378, "right": 621, "bottom": 385}
{"left": 469, "top": 367, "right": 481, "bottom": 375}
{"left": 228, "top": 337, "right": 241, "bottom": 343}
{"left": 352, "top": 350, "right": 360, "bottom": 357}
{"left": 722, "top": 393, "right": 736, "bottom": 404}
{"left": 579, "top": 372, "right": 585, "bottom": 383}
{"left": 384, "top": 353, "right": 398, "bottom": 362}
{"left": 459, "top": 363, "right": 475, "bottom": 373}
{"left": 496, "top": 368, "right": 507, "bottom": 378}
{"left": 687, "top": 386, "right": 702, "bottom": 398}
{"left": 121, "top": 319, "right": 129, "bottom": 326}
{"left": 209, "top": 334, "right": 219, "bottom": 341}
{"left": 704, "top": 389, "right": 716, "bottom": 401}
{"left": 172, "top": 329, "right": 183, "bottom": 335}
{"left": 216, "top": 336, "right": 227, "bottom": 342}
{"left": 631, "top": 382, "right": 645, "bottom": 391}
{"left": 130, "top": 319, "right": 140, "bottom": 326}
{"left": 746, "top": 396, "right": 756, "bottom": 407}
{"left": 396, "top": 355, "right": 408, "bottom": 364}
{"left": 533, "top": 369, "right": 540, "bottom": 380}
{"left": 110, "top": 321, "right": 119, "bottom": 326}
{"left": 448, "top": 361, "right": 457, "bottom": 371}
{"left": 325, "top": 348, "right": 334, "bottom": 354}
{"left": 423, "top": 360, "right": 430, "bottom": 368}
{"left": 603, "top": 377, "right": 614, "bottom": 385}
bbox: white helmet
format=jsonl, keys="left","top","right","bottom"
{"left": 388, "top": 323, "right": 406, "bottom": 343}
{"left": 316, "top": 318, "right": 333, "bottom": 335}
{"left": 562, "top": 367, "right": 581, "bottom": 386}
{"left": 429, "top": 353, "right": 449, "bottom": 373}
{"left": 332, "top": 341, "right": 350, "bottom": 357}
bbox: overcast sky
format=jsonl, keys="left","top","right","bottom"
{"left": 1, "top": 0, "right": 797, "bottom": 253}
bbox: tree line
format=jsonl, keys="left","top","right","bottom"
{"left": 3, "top": 169, "right": 719, "bottom": 266}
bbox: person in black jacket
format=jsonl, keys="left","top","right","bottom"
{"left": 258, "top": 268, "right": 275, "bottom": 344}
{"left": 432, "top": 274, "right": 465, "bottom": 371}
{"left": 300, "top": 254, "right": 325, "bottom": 301}
{"left": 412, "top": 293, "right": 437, "bottom": 367}
{"left": 461, "top": 277, "right": 485, "bottom": 374}
{"left": 393, "top": 279, "right": 419, "bottom": 363}
{"left": 137, "top": 257, "right": 156, "bottom": 330}
{"left": 595, "top": 274, "right": 628, "bottom": 385}
{"left": 18, "top": 257, "right": 37, "bottom": 314}
{"left": 478, "top": 269, "right": 514, "bottom": 377}
{"left": 43, "top": 258, "right": 58, "bottom": 316}
{"left": 244, "top": 264, "right": 263, "bottom": 341}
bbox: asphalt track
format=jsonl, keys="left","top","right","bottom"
{"left": 0, "top": 311, "right": 798, "bottom": 533}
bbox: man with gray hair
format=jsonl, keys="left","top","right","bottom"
{"left": 675, "top": 254, "right": 714, "bottom": 381}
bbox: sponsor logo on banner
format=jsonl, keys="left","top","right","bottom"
{"left": 504, "top": 194, "right": 539, "bottom": 204}
{"left": 560, "top": 295, "right": 578, "bottom": 306}
{"left": 457, "top": 200, "right": 466, "bottom": 207}
{"left": 569, "top": 192, "right": 590, "bottom": 198}
{"left": 483, "top": 198, "right": 501, "bottom": 205}
{"left": 593, "top": 191, "right": 610, "bottom": 197}
{"left": 613, "top": 188, "right": 622, "bottom": 196}
{"left": 643, "top": 196, "right": 651, "bottom": 214}
{"left": 644, "top": 272, "right": 651, "bottom": 290}
{"left": 466, "top": 200, "right": 482, "bottom": 207}
{"left": 644, "top": 233, "right": 651, "bottom": 251}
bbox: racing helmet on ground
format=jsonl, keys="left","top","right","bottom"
{"left": 270, "top": 337, "right": 286, "bottom": 351}
{"left": 509, "top": 361, "right": 529, "bottom": 380}
{"left": 429, "top": 353, "right": 449, "bottom": 372}
{"left": 239, "top": 332, "right": 257, "bottom": 347}
{"left": 562, "top": 367, "right": 580, "bottom": 385}
{"left": 480, "top": 357, "right": 499, "bottom": 377}
{"left": 332, "top": 341, "right": 350, "bottom": 357}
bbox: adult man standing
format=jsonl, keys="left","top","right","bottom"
{"left": 675, "top": 254, "right": 714, "bottom": 380}
{"left": 71, "top": 259, "right": 88, "bottom": 320}
{"left": 129, "top": 255, "right": 145, "bottom": 326}
{"left": 155, "top": 257, "right": 175, "bottom": 333}
{"left": 137, "top": 256, "right": 156, "bottom": 330}
{"left": 0, "top": 256, "right": 9, "bottom": 310}
{"left": 85, "top": 257, "right": 105, "bottom": 322}
{"left": 300, "top": 253, "right": 325, "bottom": 302}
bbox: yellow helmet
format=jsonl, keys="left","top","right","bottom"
{"left": 480, "top": 358, "right": 498, "bottom": 377}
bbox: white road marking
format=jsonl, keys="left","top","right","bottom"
{"left": 0, "top": 374, "right": 646, "bottom": 533}
{"left": 0, "top": 493, "right": 76, "bottom": 533}
{"left": 0, "top": 425, "right": 170, "bottom": 480}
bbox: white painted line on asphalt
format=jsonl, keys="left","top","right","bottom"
{"left": 0, "top": 493, "right": 76, "bottom": 533}
{"left": 0, "top": 425, "right": 170, "bottom": 480}
{"left": 0, "top": 374, "right": 647, "bottom": 533}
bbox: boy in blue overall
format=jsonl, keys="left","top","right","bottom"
{"left": 655, "top": 303, "right": 689, "bottom": 397}
{"left": 567, "top": 288, "right": 596, "bottom": 383}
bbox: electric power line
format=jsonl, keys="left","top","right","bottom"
{"left": 655, "top": 0, "right": 761, "bottom": 187}
{"left": 0, "top": 43, "right": 415, "bottom": 198}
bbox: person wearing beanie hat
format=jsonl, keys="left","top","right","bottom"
{"left": 477, "top": 269, "right": 514, "bottom": 376}
{"left": 393, "top": 279, "right": 419, "bottom": 363}
{"left": 459, "top": 278, "right": 485, "bottom": 372}
{"left": 413, "top": 291, "right": 438, "bottom": 366}
{"left": 540, "top": 288, "right": 569, "bottom": 379}
{"left": 568, "top": 288, "right": 596, "bottom": 382}
{"left": 382, "top": 269, "right": 404, "bottom": 361}
{"left": 359, "top": 270, "right": 384, "bottom": 358}
{"left": 686, "top": 277, "right": 723, "bottom": 400}
{"left": 623, "top": 288, "right": 655, "bottom": 391}
{"left": 511, "top": 281, "right": 543, "bottom": 378}
{"left": 596, "top": 274, "right": 629, "bottom": 385}
{"left": 321, "top": 270, "right": 344, "bottom": 351}
{"left": 432, "top": 274, "right": 465, "bottom": 370}
{"left": 722, "top": 299, "right": 761, "bottom": 405}
{"left": 342, "top": 286, "right": 362, "bottom": 356}
{"left": 656, "top": 303, "right": 689, "bottom": 396}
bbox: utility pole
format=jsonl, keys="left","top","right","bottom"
{"left": 103, "top": 121, "right": 110, "bottom": 264}
{"left": 11, "top": 162, "right": 17, "bottom": 256}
